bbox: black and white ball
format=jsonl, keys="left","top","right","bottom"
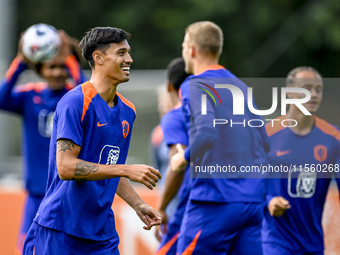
{"left": 21, "top": 24, "right": 61, "bottom": 63}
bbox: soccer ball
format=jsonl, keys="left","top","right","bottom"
{"left": 21, "top": 23, "right": 61, "bottom": 63}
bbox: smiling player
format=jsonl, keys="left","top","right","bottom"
{"left": 23, "top": 27, "right": 161, "bottom": 255}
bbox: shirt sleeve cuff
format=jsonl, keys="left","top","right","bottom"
{"left": 184, "top": 148, "right": 190, "bottom": 162}
{"left": 266, "top": 194, "right": 274, "bottom": 207}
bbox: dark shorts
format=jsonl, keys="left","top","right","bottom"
{"left": 16, "top": 194, "right": 44, "bottom": 254}
{"left": 23, "top": 222, "right": 120, "bottom": 255}
{"left": 177, "top": 201, "right": 263, "bottom": 255}
{"left": 156, "top": 223, "right": 180, "bottom": 255}
{"left": 262, "top": 242, "right": 324, "bottom": 255}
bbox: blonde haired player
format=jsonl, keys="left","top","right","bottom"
{"left": 172, "top": 21, "right": 269, "bottom": 255}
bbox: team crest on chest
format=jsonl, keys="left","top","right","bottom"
{"left": 314, "top": 145, "right": 327, "bottom": 163}
{"left": 122, "top": 120, "right": 129, "bottom": 139}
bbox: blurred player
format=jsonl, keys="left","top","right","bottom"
{"left": 172, "top": 21, "right": 269, "bottom": 254}
{"left": 262, "top": 67, "right": 340, "bottom": 255}
{"left": 149, "top": 86, "right": 174, "bottom": 190}
{"left": 23, "top": 26, "right": 162, "bottom": 255}
{"left": 154, "top": 57, "right": 190, "bottom": 255}
{"left": 0, "top": 28, "right": 87, "bottom": 254}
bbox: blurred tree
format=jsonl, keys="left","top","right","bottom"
{"left": 15, "top": 0, "right": 340, "bottom": 77}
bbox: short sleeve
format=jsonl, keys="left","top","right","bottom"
{"left": 161, "top": 108, "right": 188, "bottom": 147}
{"left": 56, "top": 91, "right": 84, "bottom": 147}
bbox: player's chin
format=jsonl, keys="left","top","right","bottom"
{"left": 48, "top": 81, "right": 66, "bottom": 90}
{"left": 306, "top": 105, "right": 319, "bottom": 114}
{"left": 185, "top": 65, "right": 193, "bottom": 75}
{"left": 116, "top": 78, "right": 130, "bottom": 85}
{"left": 120, "top": 74, "right": 130, "bottom": 82}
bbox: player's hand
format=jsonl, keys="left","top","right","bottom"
{"left": 17, "top": 32, "right": 32, "bottom": 65}
{"left": 135, "top": 204, "right": 162, "bottom": 230}
{"left": 170, "top": 144, "right": 188, "bottom": 172}
{"left": 268, "top": 196, "right": 291, "bottom": 217}
{"left": 154, "top": 210, "right": 168, "bottom": 242}
{"left": 57, "top": 30, "right": 72, "bottom": 60}
{"left": 125, "top": 164, "right": 161, "bottom": 190}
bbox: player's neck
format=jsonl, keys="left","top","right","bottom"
{"left": 193, "top": 56, "right": 219, "bottom": 75}
{"left": 170, "top": 92, "right": 180, "bottom": 106}
{"left": 286, "top": 108, "right": 315, "bottom": 135}
{"left": 89, "top": 74, "right": 118, "bottom": 107}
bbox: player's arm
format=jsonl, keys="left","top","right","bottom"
{"left": 170, "top": 144, "right": 188, "bottom": 172}
{"left": 159, "top": 144, "right": 187, "bottom": 211}
{"left": 116, "top": 177, "right": 161, "bottom": 230}
{"left": 171, "top": 83, "right": 217, "bottom": 171}
{"left": 155, "top": 143, "right": 187, "bottom": 241}
{"left": 56, "top": 138, "right": 161, "bottom": 189}
{"left": 171, "top": 131, "right": 217, "bottom": 172}
{"left": 0, "top": 36, "right": 30, "bottom": 112}
{"left": 58, "top": 30, "right": 88, "bottom": 85}
{"left": 334, "top": 176, "right": 340, "bottom": 203}
{"left": 265, "top": 177, "right": 291, "bottom": 216}
{"left": 64, "top": 55, "right": 87, "bottom": 85}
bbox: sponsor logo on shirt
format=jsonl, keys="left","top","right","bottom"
{"left": 288, "top": 168, "right": 316, "bottom": 198}
{"left": 276, "top": 150, "right": 290, "bottom": 157}
{"left": 97, "top": 121, "right": 107, "bottom": 127}
{"left": 98, "top": 145, "right": 120, "bottom": 165}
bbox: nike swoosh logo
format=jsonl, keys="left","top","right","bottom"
{"left": 276, "top": 150, "right": 290, "bottom": 157}
{"left": 97, "top": 121, "right": 107, "bottom": 127}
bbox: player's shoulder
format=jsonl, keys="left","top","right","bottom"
{"left": 116, "top": 92, "right": 136, "bottom": 116}
{"left": 59, "top": 84, "right": 84, "bottom": 103}
{"left": 166, "top": 102, "right": 182, "bottom": 117}
{"left": 315, "top": 116, "right": 340, "bottom": 142}
{"left": 179, "top": 75, "right": 192, "bottom": 96}
{"left": 195, "top": 66, "right": 236, "bottom": 78}
{"left": 56, "top": 83, "right": 88, "bottom": 114}
{"left": 162, "top": 103, "right": 187, "bottom": 135}
{"left": 56, "top": 82, "right": 96, "bottom": 123}
{"left": 65, "top": 81, "right": 76, "bottom": 91}
{"left": 182, "top": 75, "right": 192, "bottom": 86}
{"left": 15, "top": 81, "right": 48, "bottom": 93}
{"left": 161, "top": 103, "right": 182, "bottom": 124}
{"left": 265, "top": 115, "right": 287, "bottom": 137}
{"left": 191, "top": 67, "right": 238, "bottom": 91}
{"left": 161, "top": 111, "right": 172, "bottom": 130}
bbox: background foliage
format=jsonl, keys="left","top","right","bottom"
{"left": 16, "top": 0, "right": 340, "bottom": 77}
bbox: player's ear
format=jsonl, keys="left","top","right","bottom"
{"left": 93, "top": 50, "right": 104, "bottom": 66}
{"left": 286, "top": 81, "right": 297, "bottom": 99}
{"left": 286, "top": 86, "right": 294, "bottom": 99}
{"left": 167, "top": 82, "right": 172, "bottom": 92}
{"left": 189, "top": 44, "right": 195, "bottom": 58}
